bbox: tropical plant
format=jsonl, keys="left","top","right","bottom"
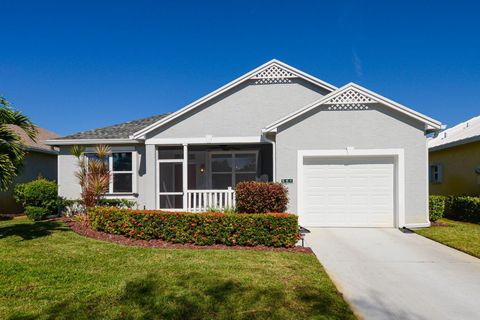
{"left": 71, "top": 144, "right": 111, "bottom": 208}
{"left": 0, "top": 97, "right": 37, "bottom": 191}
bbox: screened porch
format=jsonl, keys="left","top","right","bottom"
{"left": 156, "top": 143, "right": 273, "bottom": 212}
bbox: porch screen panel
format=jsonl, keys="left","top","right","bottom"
{"left": 210, "top": 152, "right": 258, "bottom": 188}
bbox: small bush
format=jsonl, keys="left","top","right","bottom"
{"left": 235, "top": 181, "right": 288, "bottom": 213}
{"left": 446, "top": 196, "right": 480, "bottom": 224}
{"left": 25, "top": 206, "right": 49, "bottom": 221}
{"left": 61, "top": 198, "right": 136, "bottom": 217}
{"left": 88, "top": 207, "right": 298, "bottom": 247}
{"left": 429, "top": 195, "right": 445, "bottom": 222}
{"left": 98, "top": 198, "right": 136, "bottom": 209}
{"left": 14, "top": 177, "right": 58, "bottom": 214}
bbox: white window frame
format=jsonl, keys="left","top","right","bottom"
{"left": 85, "top": 150, "right": 138, "bottom": 195}
{"left": 208, "top": 150, "right": 259, "bottom": 189}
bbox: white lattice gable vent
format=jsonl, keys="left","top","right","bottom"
{"left": 250, "top": 64, "right": 299, "bottom": 84}
{"left": 325, "top": 88, "right": 377, "bottom": 110}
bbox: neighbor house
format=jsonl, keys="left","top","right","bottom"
{"left": 429, "top": 115, "right": 480, "bottom": 196}
{"left": 0, "top": 125, "right": 59, "bottom": 213}
{"left": 46, "top": 60, "right": 442, "bottom": 228}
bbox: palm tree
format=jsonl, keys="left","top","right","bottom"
{"left": 0, "top": 97, "right": 37, "bottom": 191}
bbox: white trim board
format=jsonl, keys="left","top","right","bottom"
{"left": 263, "top": 83, "right": 443, "bottom": 133}
{"left": 297, "top": 148, "right": 406, "bottom": 228}
{"left": 131, "top": 59, "right": 337, "bottom": 139}
{"left": 145, "top": 136, "right": 266, "bottom": 145}
{"left": 44, "top": 139, "right": 141, "bottom": 146}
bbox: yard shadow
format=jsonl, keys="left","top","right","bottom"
{"left": 13, "top": 271, "right": 353, "bottom": 320}
{"left": 0, "top": 220, "right": 68, "bottom": 241}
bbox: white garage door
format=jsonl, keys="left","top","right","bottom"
{"left": 301, "top": 157, "right": 395, "bottom": 227}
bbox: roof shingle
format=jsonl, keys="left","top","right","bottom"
{"left": 57, "top": 113, "right": 170, "bottom": 140}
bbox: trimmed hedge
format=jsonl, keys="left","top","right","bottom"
{"left": 235, "top": 181, "right": 289, "bottom": 213}
{"left": 88, "top": 207, "right": 299, "bottom": 247}
{"left": 25, "top": 206, "right": 49, "bottom": 221}
{"left": 445, "top": 196, "right": 480, "bottom": 224}
{"left": 429, "top": 195, "right": 445, "bottom": 222}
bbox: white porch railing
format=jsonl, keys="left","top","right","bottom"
{"left": 186, "top": 187, "right": 236, "bottom": 212}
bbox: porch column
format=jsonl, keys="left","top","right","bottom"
{"left": 145, "top": 144, "right": 157, "bottom": 209}
{"left": 183, "top": 143, "right": 188, "bottom": 210}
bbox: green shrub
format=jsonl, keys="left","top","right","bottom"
{"left": 88, "top": 207, "right": 299, "bottom": 247}
{"left": 235, "top": 181, "right": 289, "bottom": 213}
{"left": 13, "top": 177, "right": 58, "bottom": 213}
{"left": 429, "top": 195, "right": 445, "bottom": 222}
{"left": 98, "top": 198, "right": 136, "bottom": 208}
{"left": 25, "top": 206, "right": 49, "bottom": 221}
{"left": 446, "top": 196, "right": 480, "bottom": 224}
{"left": 61, "top": 198, "right": 136, "bottom": 216}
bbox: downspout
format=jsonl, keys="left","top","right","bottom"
{"left": 262, "top": 133, "right": 276, "bottom": 182}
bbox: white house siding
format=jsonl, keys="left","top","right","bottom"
{"left": 147, "top": 79, "right": 329, "bottom": 139}
{"left": 58, "top": 145, "right": 146, "bottom": 208}
{"left": 275, "top": 104, "right": 429, "bottom": 226}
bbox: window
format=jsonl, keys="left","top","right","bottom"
{"left": 210, "top": 152, "right": 257, "bottom": 189}
{"left": 429, "top": 164, "right": 443, "bottom": 184}
{"left": 85, "top": 151, "right": 136, "bottom": 193}
{"left": 112, "top": 152, "right": 133, "bottom": 193}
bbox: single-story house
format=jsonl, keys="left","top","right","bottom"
{"left": 0, "top": 125, "right": 59, "bottom": 213}
{"left": 46, "top": 59, "right": 442, "bottom": 228}
{"left": 429, "top": 115, "right": 480, "bottom": 196}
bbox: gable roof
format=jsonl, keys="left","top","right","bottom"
{"left": 45, "top": 113, "right": 170, "bottom": 145}
{"left": 429, "top": 115, "right": 480, "bottom": 151}
{"left": 131, "top": 59, "right": 337, "bottom": 139}
{"left": 262, "top": 83, "right": 443, "bottom": 133}
{"left": 7, "top": 124, "right": 59, "bottom": 154}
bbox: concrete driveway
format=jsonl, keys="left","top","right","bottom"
{"left": 305, "top": 228, "right": 480, "bottom": 320}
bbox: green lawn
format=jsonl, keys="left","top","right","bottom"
{"left": 0, "top": 218, "right": 355, "bottom": 320}
{"left": 416, "top": 219, "right": 480, "bottom": 258}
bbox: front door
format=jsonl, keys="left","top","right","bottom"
{"left": 158, "top": 160, "right": 183, "bottom": 209}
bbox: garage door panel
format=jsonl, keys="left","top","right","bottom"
{"left": 301, "top": 156, "right": 395, "bottom": 227}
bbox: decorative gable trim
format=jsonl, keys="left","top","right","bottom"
{"left": 262, "top": 83, "right": 443, "bottom": 133}
{"left": 131, "top": 59, "right": 337, "bottom": 139}
{"left": 250, "top": 64, "right": 298, "bottom": 84}
{"left": 326, "top": 88, "right": 376, "bottom": 105}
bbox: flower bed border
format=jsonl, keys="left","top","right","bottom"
{"left": 65, "top": 218, "right": 313, "bottom": 254}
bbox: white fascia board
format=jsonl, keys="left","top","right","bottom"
{"left": 263, "top": 82, "right": 443, "bottom": 132}
{"left": 44, "top": 138, "right": 141, "bottom": 146}
{"left": 263, "top": 87, "right": 342, "bottom": 132}
{"left": 145, "top": 136, "right": 264, "bottom": 145}
{"left": 429, "top": 134, "right": 480, "bottom": 152}
{"left": 26, "top": 146, "right": 59, "bottom": 155}
{"left": 131, "top": 59, "right": 337, "bottom": 139}
{"left": 346, "top": 83, "right": 443, "bottom": 129}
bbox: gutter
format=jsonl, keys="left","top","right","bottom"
{"left": 261, "top": 134, "right": 276, "bottom": 182}
{"left": 44, "top": 138, "right": 142, "bottom": 146}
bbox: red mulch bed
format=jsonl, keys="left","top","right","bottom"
{"left": 64, "top": 218, "right": 313, "bottom": 254}
{"left": 431, "top": 221, "right": 450, "bottom": 227}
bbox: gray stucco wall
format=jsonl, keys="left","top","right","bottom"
{"left": 58, "top": 145, "right": 147, "bottom": 209}
{"left": 275, "top": 104, "right": 429, "bottom": 225}
{"left": 0, "top": 151, "right": 57, "bottom": 214}
{"left": 148, "top": 79, "right": 329, "bottom": 139}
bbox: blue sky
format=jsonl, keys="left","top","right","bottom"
{"left": 1, "top": 0, "right": 479, "bottom": 136}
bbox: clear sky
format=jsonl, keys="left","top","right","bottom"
{"left": 1, "top": 0, "right": 479, "bottom": 136}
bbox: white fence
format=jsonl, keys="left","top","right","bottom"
{"left": 186, "top": 187, "right": 236, "bottom": 212}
